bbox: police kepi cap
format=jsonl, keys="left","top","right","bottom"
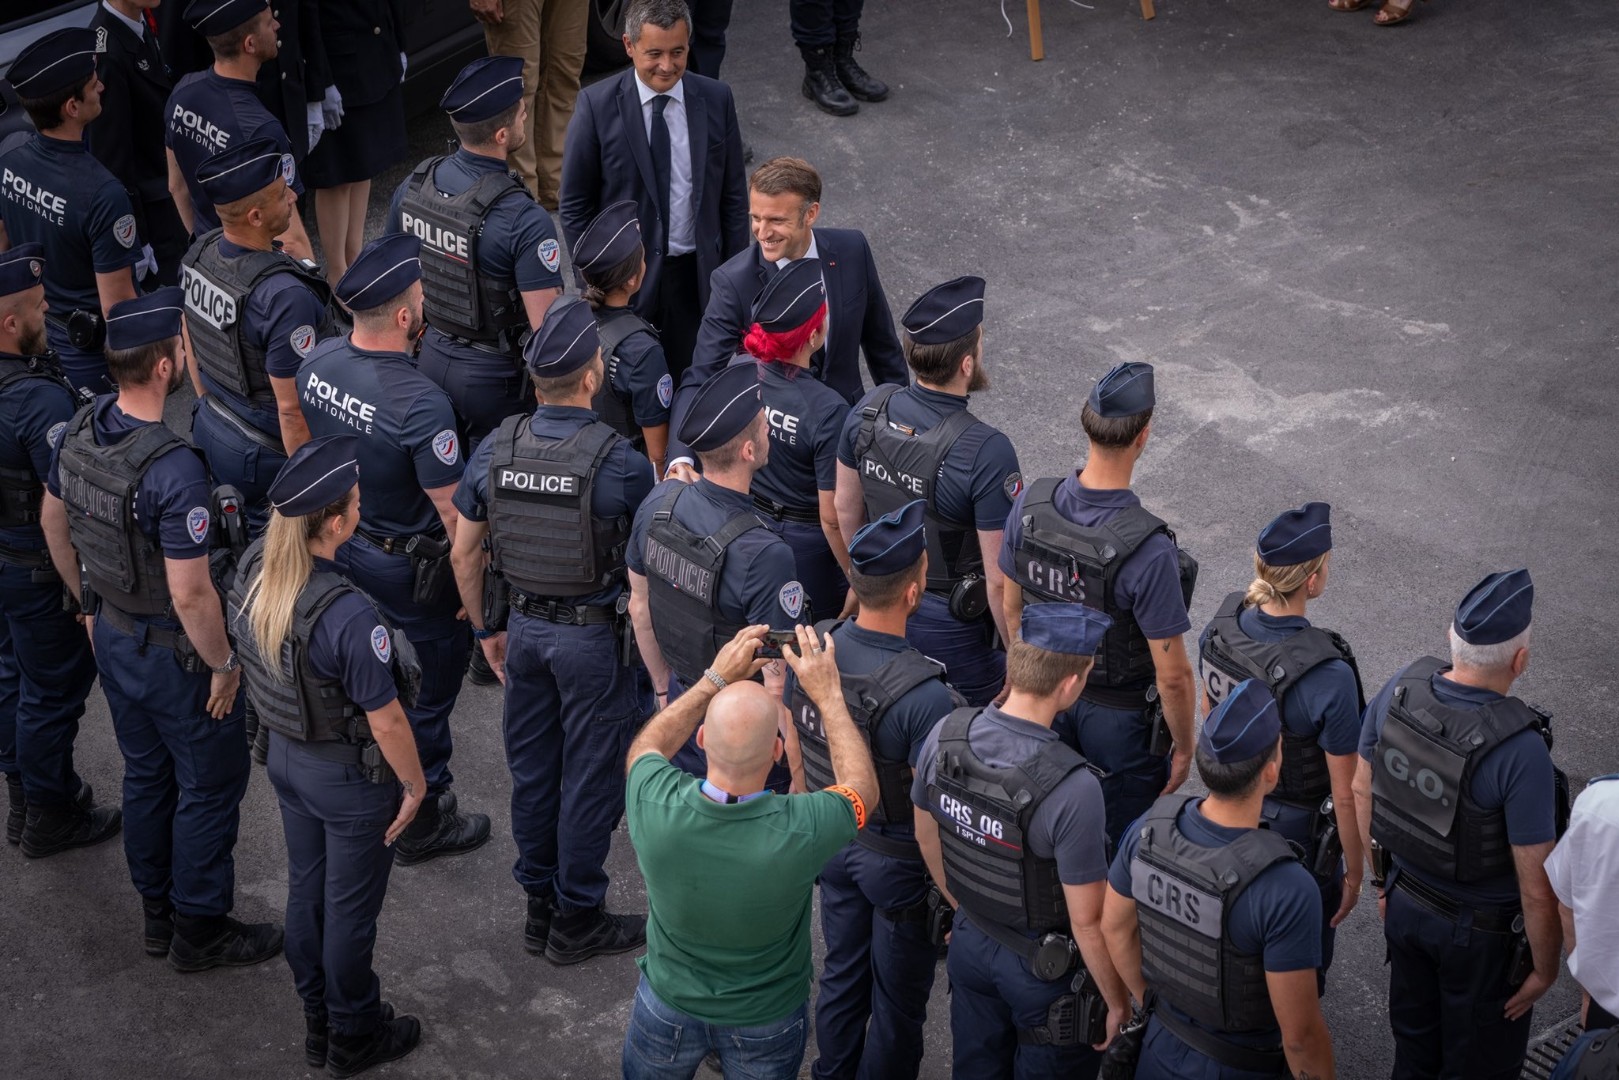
{"left": 5, "top": 28, "right": 98, "bottom": 99}
{"left": 751, "top": 258, "right": 825, "bottom": 333}
{"left": 1198, "top": 679, "right": 1281, "bottom": 766}
{"left": 1019, "top": 603, "right": 1112, "bottom": 658}
{"left": 1453, "top": 568, "right": 1533, "bottom": 646}
{"left": 848, "top": 499, "right": 926, "bottom": 577}
{"left": 523, "top": 297, "right": 599, "bottom": 377}
{"left": 1087, "top": 362, "right": 1155, "bottom": 418}
{"left": 0, "top": 244, "right": 45, "bottom": 299}
{"left": 269, "top": 436, "right": 359, "bottom": 517}
{"left": 195, "top": 137, "right": 290, "bottom": 206}
{"left": 573, "top": 201, "right": 642, "bottom": 274}
{"left": 1257, "top": 502, "right": 1332, "bottom": 566}
{"left": 105, "top": 287, "right": 185, "bottom": 352}
{"left": 184, "top": 0, "right": 269, "bottom": 36}
{"left": 441, "top": 55, "right": 525, "bottom": 122}
{"left": 901, "top": 276, "right": 985, "bottom": 345}
{"left": 335, "top": 234, "right": 422, "bottom": 312}
{"left": 677, "top": 362, "right": 761, "bottom": 453}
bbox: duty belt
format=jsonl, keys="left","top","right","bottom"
{"left": 508, "top": 588, "right": 617, "bottom": 625}
{"left": 95, "top": 601, "right": 186, "bottom": 653}
{"left": 1151, "top": 1004, "right": 1287, "bottom": 1076}
{"left": 202, "top": 393, "right": 283, "bottom": 456}
{"left": 1390, "top": 870, "right": 1522, "bottom": 933}
{"left": 751, "top": 495, "right": 821, "bottom": 525}
{"left": 355, "top": 526, "right": 415, "bottom": 556}
{"left": 0, "top": 541, "right": 50, "bottom": 571}
{"left": 429, "top": 324, "right": 520, "bottom": 359}
{"left": 970, "top": 912, "right": 1073, "bottom": 969}
{"left": 1078, "top": 681, "right": 1154, "bottom": 712}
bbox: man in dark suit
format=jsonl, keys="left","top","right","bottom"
{"left": 666, "top": 156, "right": 905, "bottom": 473}
{"left": 559, "top": 0, "right": 748, "bottom": 384}
{"left": 88, "top": 0, "right": 189, "bottom": 287}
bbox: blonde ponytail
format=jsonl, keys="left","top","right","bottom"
{"left": 241, "top": 491, "right": 352, "bottom": 679}
{"left": 1244, "top": 551, "right": 1329, "bottom": 610}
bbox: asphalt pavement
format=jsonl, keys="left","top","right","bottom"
{"left": 4, "top": 0, "right": 1616, "bottom": 1077}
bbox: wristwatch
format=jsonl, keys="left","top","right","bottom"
{"left": 472, "top": 626, "right": 497, "bottom": 641}
{"left": 211, "top": 650, "right": 239, "bottom": 675}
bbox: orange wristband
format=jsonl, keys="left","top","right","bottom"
{"left": 826, "top": 784, "right": 867, "bottom": 829}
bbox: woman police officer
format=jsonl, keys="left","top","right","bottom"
{"left": 229, "top": 435, "right": 427, "bottom": 1077}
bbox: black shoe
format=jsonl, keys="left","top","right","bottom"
{"left": 307, "top": 1001, "right": 394, "bottom": 1067}
{"left": 143, "top": 899, "right": 175, "bottom": 957}
{"left": 834, "top": 34, "right": 889, "bottom": 102}
{"left": 523, "top": 894, "right": 555, "bottom": 956}
{"left": 326, "top": 1014, "right": 422, "bottom": 1078}
{"left": 5, "top": 775, "right": 23, "bottom": 845}
{"left": 466, "top": 648, "right": 498, "bottom": 687}
{"left": 168, "top": 915, "right": 284, "bottom": 973}
{"left": 800, "top": 46, "right": 858, "bottom": 116}
{"left": 393, "top": 806, "right": 491, "bottom": 867}
{"left": 544, "top": 907, "right": 647, "bottom": 966}
{"left": 19, "top": 802, "right": 122, "bottom": 858}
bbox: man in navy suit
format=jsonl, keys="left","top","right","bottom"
{"left": 665, "top": 157, "right": 905, "bottom": 474}
{"left": 559, "top": 0, "right": 748, "bottom": 386}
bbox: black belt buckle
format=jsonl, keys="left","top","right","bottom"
{"left": 1030, "top": 931, "right": 1078, "bottom": 982}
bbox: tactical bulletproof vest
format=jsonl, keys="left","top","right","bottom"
{"left": 592, "top": 307, "right": 655, "bottom": 446}
{"left": 56, "top": 405, "right": 189, "bottom": 616}
{"left": 1200, "top": 591, "right": 1365, "bottom": 806}
{"left": 181, "top": 230, "right": 338, "bottom": 405}
{"left": 1132, "top": 794, "right": 1296, "bottom": 1034}
{"left": 0, "top": 357, "right": 77, "bottom": 528}
{"left": 925, "top": 708, "right": 1090, "bottom": 935}
{"left": 1572, "top": 1029, "right": 1619, "bottom": 1080}
{"left": 1370, "top": 657, "right": 1547, "bottom": 883}
{"left": 790, "top": 618, "right": 955, "bottom": 849}
{"left": 852, "top": 385, "right": 984, "bottom": 594}
{"left": 485, "top": 414, "right": 630, "bottom": 598}
{"left": 399, "top": 158, "right": 529, "bottom": 348}
{"left": 1011, "top": 477, "right": 1198, "bottom": 696}
{"left": 643, "top": 484, "right": 768, "bottom": 685}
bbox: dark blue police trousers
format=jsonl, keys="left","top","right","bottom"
{"left": 0, "top": 561, "right": 96, "bottom": 807}
{"left": 811, "top": 841, "right": 937, "bottom": 1080}
{"left": 190, "top": 396, "right": 287, "bottom": 536}
{"left": 415, "top": 330, "right": 531, "bottom": 455}
{"left": 906, "top": 594, "right": 1004, "bottom": 708}
{"left": 1054, "top": 698, "right": 1168, "bottom": 853}
{"left": 503, "top": 615, "right": 646, "bottom": 912}
{"left": 762, "top": 517, "right": 847, "bottom": 623}
{"left": 95, "top": 618, "right": 248, "bottom": 915}
{"left": 267, "top": 732, "right": 397, "bottom": 1036}
{"left": 790, "top": 0, "right": 865, "bottom": 45}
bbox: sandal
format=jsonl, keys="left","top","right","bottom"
{"left": 1374, "top": 0, "right": 1427, "bottom": 25}
{"left": 1327, "top": 0, "right": 1373, "bottom": 11}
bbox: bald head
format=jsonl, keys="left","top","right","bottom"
{"left": 697, "top": 682, "right": 781, "bottom": 775}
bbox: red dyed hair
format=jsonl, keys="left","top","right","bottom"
{"left": 743, "top": 303, "right": 827, "bottom": 363}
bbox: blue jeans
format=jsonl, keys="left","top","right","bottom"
{"left": 622, "top": 976, "right": 809, "bottom": 1080}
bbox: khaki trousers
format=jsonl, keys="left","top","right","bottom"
{"left": 483, "top": 0, "right": 589, "bottom": 207}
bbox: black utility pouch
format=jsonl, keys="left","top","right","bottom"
{"left": 405, "top": 533, "right": 453, "bottom": 607}
{"left": 925, "top": 887, "right": 954, "bottom": 947}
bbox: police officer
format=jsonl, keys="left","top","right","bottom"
{"left": 449, "top": 298, "right": 655, "bottom": 964}
{"left": 0, "top": 28, "right": 141, "bottom": 396}
{"left": 185, "top": 137, "right": 338, "bottom": 532}
{"left": 1102, "top": 679, "right": 1336, "bottom": 1079}
{"left": 230, "top": 436, "right": 425, "bottom": 1078}
{"left": 574, "top": 200, "right": 672, "bottom": 478}
{"left": 626, "top": 360, "right": 803, "bottom": 778}
{"left": 1353, "top": 569, "right": 1562, "bottom": 1080}
{"left": 388, "top": 55, "right": 564, "bottom": 453}
{"left": 999, "top": 361, "right": 1197, "bottom": 847}
{"left": 41, "top": 288, "right": 282, "bottom": 970}
{"left": 165, "top": 0, "right": 314, "bottom": 260}
{"left": 835, "top": 276, "right": 1020, "bottom": 707}
{"left": 910, "top": 603, "right": 1128, "bottom": 1079}
{"left": 297, "top": 233, "right": 491, "bottom": 865}
{"left": 791, "top": 499, "right": 959, "bottom": 1080}
{"left": 747, "top": 257, "right": 854, "bottom": 620}
{"left": 1198, "top": 502, "right": 1365, "bottom": 986}
{"left": 0, "top": 245, "right": 112, "bottom": 856}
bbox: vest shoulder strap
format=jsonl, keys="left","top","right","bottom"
{"left": 1394, "top": 655, "right": 1541, "bottom": 745}
{"left": 597, "top": 308, "right": 653, "bottom": 360}
{"left": 1023, "top": 475, "right": 1061, "bottom": 515}
{"left": 292, "top": 567, "right": 358, "bottom": 638}
{"left": 936, "top": 705, "right": 981, "bottom": 755}
{"left": 852, "top": 383, "right": 907, "bottom": 458}
{"left": 709, "top": 504, "right": 768, "bottom": 552}
{"left": 119, "top": 418, "right": 190, "bottom": 472}
{"left": 1098, "top": 504, "right": 1170, "bottom": 562}
{"left": 409, "top": 155, "right": 446, "bottom": 186}
{"left": 1213, "top": 590, "right": 1245, "bottom": 622}
{"left": 491, "top": 411, "right": 528, "bottom": 457}
{"left": 1008, "top": 736, "right": 1092, "bottom": 816}
{"left": 0, "top": 356, "right": 69, "bottom": 395}
{"left": 859, "top": 648, "right": 950, "bottom": 718}
{"left": 1215, "top": 827, "right": 1301, "bottom": 907}
{"left": 463, "top": 168, "right": 531, "bottom": 218}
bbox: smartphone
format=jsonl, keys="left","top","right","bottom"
{"left": 754, "top": 629, "right": 800, "bottom": 659}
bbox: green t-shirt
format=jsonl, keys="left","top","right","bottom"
{"left": 625, "top": 754, "right": 858, "bottom": 1027}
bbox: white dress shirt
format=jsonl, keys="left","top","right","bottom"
{"left": 101, "top": 0, "right": 147, "bottom": 39}
{"left": 1545, "top": 776, "right": 1619, "bottom": 1018}
{"left": 635, "top": 74, "right": 695, "bottom": 256}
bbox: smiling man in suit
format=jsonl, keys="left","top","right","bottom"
{"left": 559, "top": 0, "right": 748, "bottom": 386}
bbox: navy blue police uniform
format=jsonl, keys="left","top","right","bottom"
{"left": 387, "top": 56, "right": 564, "bottom": 453}
{"left": 0, "top": 246, "right": 105, "bottom": 854}
{"left": 1000, "top": 362, "right": 1193, "bottom": 848}
{"left": 296, "top": 234, "right": 490, "bottom": 864}
{"left": 454, "top": 298, "right": 655, "bottom": 957}
{"left": 184, "top": 138, "right": 336, "bottom": 533}
{"left": 839, "top": 277, "right": 1019, "bottom": 707}
{"left": 0, "top": 29, "right": 142, "bottom": 396}
{"left": 1360, "top": 569, "right": 1558, "bottom": 1080}
{"left": 792, "top": 500, "right": 960, "bottom": 1080}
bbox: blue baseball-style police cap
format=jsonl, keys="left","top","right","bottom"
{"left": 524, "top": 298, "right": 600, "bottom": 378}
{"left": 1257, "top": 502, "right": 1333, "bottom": 567}
{"left": 751, "top": 258, "right": 825, "bottom": 333}
{"left": 0, "top": 244, "right": 45, "bottom": 299}
{"left": 848, "top": 499, "right": 926, "bottom": 577}
{"left": 1198, "top": 678, "right": 1281, "bottom": 765}
{"left": 6, "top": 28, "right": 99, "bottom": 100}
{"left": 184, "top": 0, "right": 268, "bottom": 36}
{"left": 1087, "top": 361, "right": 1155, "bottom": 419}
{"left": 441, "top": 55, "right": 525, "bottom": 122}
{"left": 268, "top": 436, "right": 360, "bottom": 517}
{"left": 105, "top": 287, "right": 185, "bottom": 351}
{"left": 677, "top": 362, "right": 761, "bottom": 453}
{"left": 1020, "top": 603, "right": 1113, "bottom": 657}
{"left": 195, "top": 137, "right": 288, "bottom": 206}
{"left": 335, "top": 234, "right": 422, "bottom": 312}
{"left": 1454, "top": 568, "right": 1533, "bottom": 646}
{"left": 574, "top": 201, "right": 642, "bottom": 274}
{"left": 901, "top": 276, "right": 985, "bottom": 345}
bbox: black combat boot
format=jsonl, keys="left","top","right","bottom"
{"left": 523, "top": 893, "right": 555, "bottom": 956}
{"left": 5, "top": 774, "right": 23, "bottom": 845}
{"left": 142, "top": 898, "right": 175, "bottom": 957}
{"left": 19, "top": 801, "right": 122, "bottom": 858}
{"left": 544, "top": 906, "right": 647, "bottom": 966}
{"left": 307, "top": 1001, "right": 394, "bottom": 1067}
{"left": 392, "top": 795, "right": 491, "bottom": 867}
{"left": 834, "top": 33, "right": 889, "bottom": 102}
{"left": 168, "top": 913, "right": 284, "bottom": 973}
{"left": 326, "top": 1013, "right": 422, "bottom": 1078}
{"left": 800, "top": 44, "right": 858, "bottom": 116}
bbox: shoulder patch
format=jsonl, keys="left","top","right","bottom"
{"left": 1003, "top": 471, "right": 1023, "bottom": 500}
{"left": 113, "top": 214, "right": 138, "bottom": 250}
{"left": 657, "top": 373, "right": 673, "bottom": 409}
{"left": 432, "top": 428, "right": 459, "bottom": 465}
{"left": 779, "top": 580, "right": 804, "bottom": 620}
{"left": 538, "top": 237, "right": 561, "bottom": 273}
{"left": 46, "top": 421, "right": 67, "bottom": 448}
{"left": 370, "top": 624, "right": 391, "bottom": 663}
{"left": 280, "top": 153, "right": 296, "bottom": 185}
{"left": 186, "top": 506, "right": 211, "bottom": 545}
{"left": 289, "top": 324, "right": 316, "bottom": 357}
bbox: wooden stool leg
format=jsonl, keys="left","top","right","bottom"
{"left": 1027, "top": 0, "right": 1045, "bottom": 60}
{"left": 1140, "top": 0, "right": 1156, "bottom": 20}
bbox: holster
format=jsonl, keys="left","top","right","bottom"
{"left": 948, "top": 574, "right": 989, "bottom": 622}
{"left": 615, "top": 592, "right": 638, "bottom": 668}
{"left": 360, "top": 741, "right": 397, "bottom": 787}
{"left": 1145, "top": 694, "right": 1174, "bottom": 757}
{"left": 1310, "top": 800, "right": 1344, "bottom": 884}
{"left": 482, "top": 561, "right": 510, "bottom": 632}
{"left": 1018, "top": 968, "right": 1107, "bottom": 1048}
{"left": 405, "top": 533, "right": 453, "bottom": 607}
{"left": 925, "top": 887, "right": 954, "bottom": 947}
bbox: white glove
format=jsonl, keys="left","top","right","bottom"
{"left": 305, "top": 102, "right": 324, "bottom": 152}
{"left": 133, "top": 244, "right": 158, "bottom": 283}
{"left": 399, "top": 52, "right": 408, "bottom": 84}
{"left": 321, "top": 86, "right": 344, "bottom": 130}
